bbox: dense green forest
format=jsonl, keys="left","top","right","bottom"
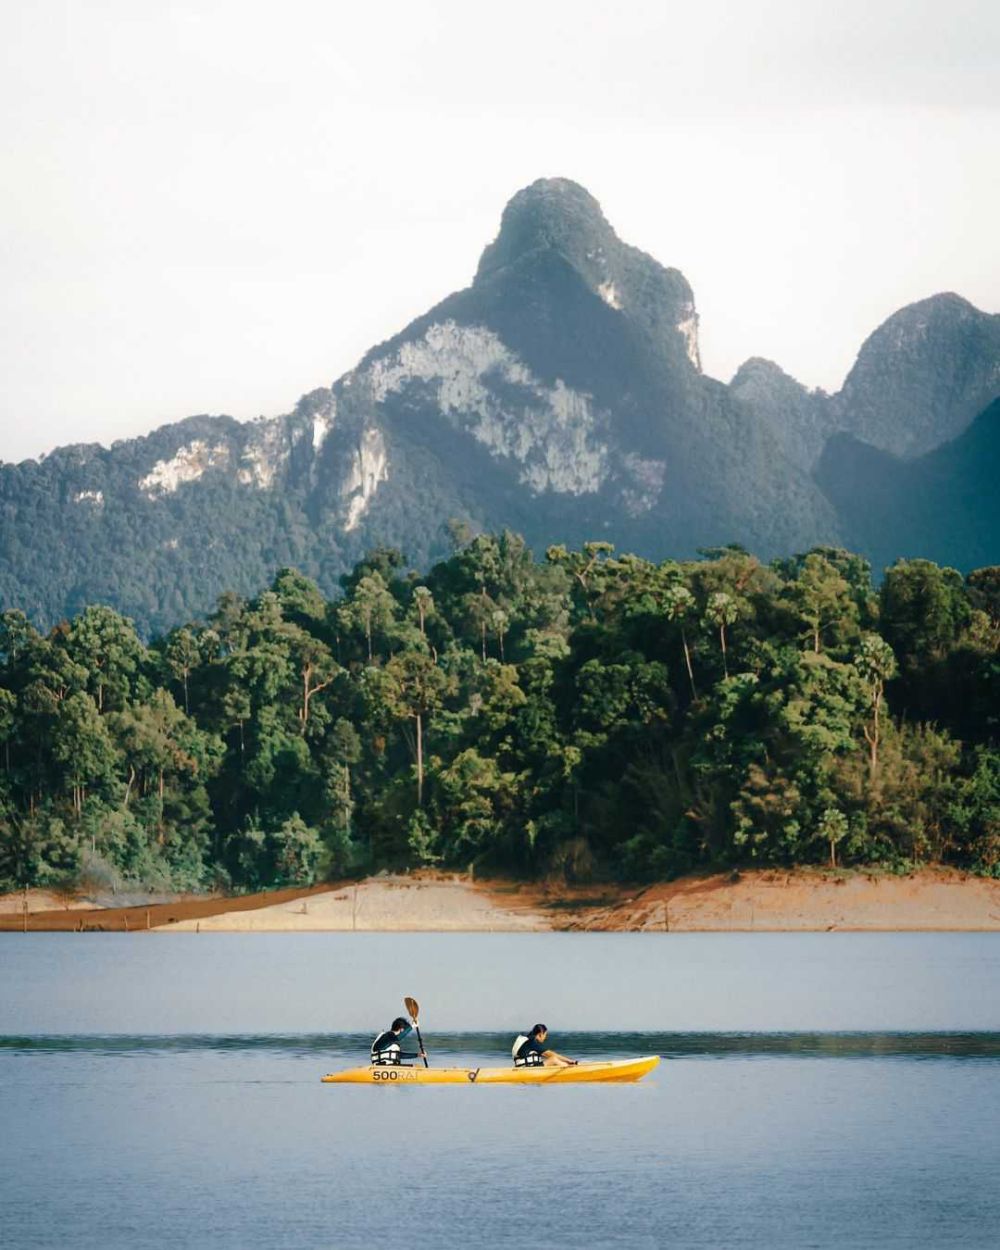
{"left": 1, "top": 533, "right": 997, "bottom": 893}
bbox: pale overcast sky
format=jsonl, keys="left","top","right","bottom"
{"left": 2, "top": 0, "right": 998, "bottom": 462}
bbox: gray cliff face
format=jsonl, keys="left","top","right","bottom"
{"left": 0, "top": 179, "right": 997, "bottom": 635}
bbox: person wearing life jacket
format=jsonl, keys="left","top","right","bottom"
{"left": 511, "top": 1023, "right": 576, "bottom": 1068}
{"left": 370, "top": 1017, "right": 425, "bottom": 1066}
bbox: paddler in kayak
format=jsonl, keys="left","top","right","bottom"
{"left": 512, "top": 1023, "right": 577, "bottom": 1068}
{"left": 370, "top": 1017, "right": 427, "bottom": 1067}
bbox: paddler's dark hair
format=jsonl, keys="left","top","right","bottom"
{"left": 392, "top": 1017, "right": 410, "bottom": 1031}
{"left": 531, "top": 1023, "right": 548, "bottom": 1036}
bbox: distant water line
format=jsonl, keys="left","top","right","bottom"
{"left": 4, "top": 1031, "right": 1000, "bottom": 1060}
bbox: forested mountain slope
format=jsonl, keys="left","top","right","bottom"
{"left": 817, "top": 398, "right": 1000, "bottom": 573}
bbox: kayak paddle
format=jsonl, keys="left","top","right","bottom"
{"left": 404, "top": 995, "right": 429, "bottom": 1068}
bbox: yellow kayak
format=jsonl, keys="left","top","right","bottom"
{"left": 322, "top": 1055, "right": 660, "bottom": 1085}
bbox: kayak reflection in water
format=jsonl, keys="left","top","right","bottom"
{"left": 512, "top": 1023, "right": 577, "bottom": 1068}
{"left": 370, "top": 1016, "right": 427, "bottom": 1066}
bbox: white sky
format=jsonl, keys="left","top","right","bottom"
{"left": 1, "top": 0, "right": 998, "bottom": 463}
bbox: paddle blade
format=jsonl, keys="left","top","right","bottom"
{"left": 404, "top": 996, "right": 420, "bottom": 1024}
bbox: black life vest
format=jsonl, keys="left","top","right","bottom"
{"left": 371, "top": 1030, "right": 402, "bottom": 1064}
{"left": 512, "top": 1032, "right": 544, "bottom": 1067}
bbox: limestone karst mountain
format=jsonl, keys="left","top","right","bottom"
{"left": 1, "top": 178, "right": 997, "bottom": 634}
{"left": 832, "top": 293, "right": 1000, "bottom": 459}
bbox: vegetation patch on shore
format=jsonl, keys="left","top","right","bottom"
{"left": 0, "top": 534, "right": 997, "bottom": 894}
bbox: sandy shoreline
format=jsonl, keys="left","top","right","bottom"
{"left": 2, "top": 867, "right": 999, "bottom": 933}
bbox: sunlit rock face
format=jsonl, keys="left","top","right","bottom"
{"left": 1, "top": 177, "right": 997, "bottom": 636}
{"left": 237, "top": 418, "right": 293, "bottom": 488}
{"left": 361, "top": 321, "right": 610, "bottom": 496}
{"left": 139, "top": 439, "right": 231, "bottom": 496}
{"left": 342, "top": 427, "right": 388, "bottom": 531}
{"left": 135, "top": 414, "right": 311, "bottom": 498}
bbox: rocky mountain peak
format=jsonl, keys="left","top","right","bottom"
{"left": 475, "top": 178, "right": 613, "bottom": 282}
{"left": 854, "top": 292, "right": 983, "bottom": 357}
{"left": 835, "top": 292, "right": 1000, "bottom": 457}
{"left": 729, "top": 357, "right": 831, "bottom": 470}
{"left": 730, "top": 357, "right": 799, "bottom": 392}
{"left": 474, "top": 177, "right": 701, "bottom": 368}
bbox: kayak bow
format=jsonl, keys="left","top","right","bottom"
{"left": 322, "top": 1055, "right": 659, "bottom": 1085}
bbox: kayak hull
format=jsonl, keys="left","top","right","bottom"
{"left": 321, "top": 1055, "right": 660, "bottom": 1085}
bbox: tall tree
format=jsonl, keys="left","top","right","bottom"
{"left": 705, "top": 592, "right": 738, "bottom": 679}
{"left": 855, "top": 634, "right": 898, "bottom": 779}
{"left": 785, "top": 552, "right": 858, "bottom": 654}
{"left": 339, "top": 573, "right": 398, "bottom": 663}
{"left": 382, "top": 652, "right": 449, "bottom": 806}
{"left": 63, "top": 605, "right": 146, "bottom": 714}
{"left": 663, "top": 584, "right": 698, "bottom": 698}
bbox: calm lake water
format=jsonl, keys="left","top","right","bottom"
{"left": 2, "top": 933, "right": 999, "bottom": 1249}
